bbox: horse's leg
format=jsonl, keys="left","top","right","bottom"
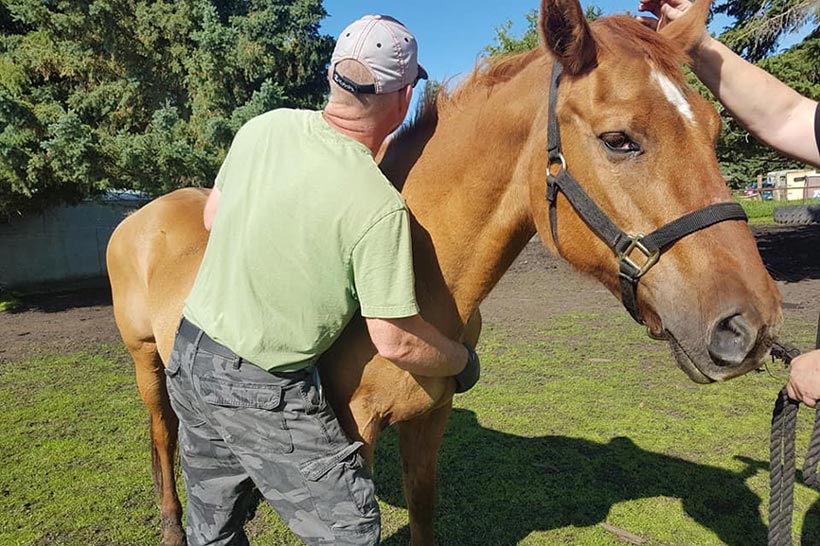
{"left": 129, "top": 341, "right": 184, "bottom": 546}
{"left": 398, "top": 401, "right": 453, "bottom": 546}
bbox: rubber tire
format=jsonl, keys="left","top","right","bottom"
{"left": 772, "top": 204, "right": 820, "bottom": 225}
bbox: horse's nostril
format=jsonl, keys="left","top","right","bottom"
{"left": 708, "top": 313, "right": 756, "bottom": 367}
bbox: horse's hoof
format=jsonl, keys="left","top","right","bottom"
{"left": 159, "top": 536, "right": 186, "bottom": 546}
{"left": 160, "top": 518, "right": 186, "bottom": 546}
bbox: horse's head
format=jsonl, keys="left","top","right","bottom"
{"left": 529, "top": 0, "right": 782, "bottom": 383}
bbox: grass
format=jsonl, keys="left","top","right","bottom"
{"left": 1, "top": 313, "right": 819, "bottom": 546}
{"left": 0, "top": 289, "right": 22, "bottom": 312}
{"left": 736, "top": 199, "right": 806, "bottom": 225}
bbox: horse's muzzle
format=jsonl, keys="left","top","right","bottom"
{"left": 707, "top": 313, "right": 758, "bottom": 368}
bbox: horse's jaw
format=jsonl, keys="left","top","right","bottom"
{"left": 662, "top": 325, "right": 776, "bottom": 384}
{"left": 666, "top": 332, "right": 715, "bottom": 384}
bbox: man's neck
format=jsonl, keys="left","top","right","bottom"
{"left": 322, "top": 107, "right": 390, "bottom": 156}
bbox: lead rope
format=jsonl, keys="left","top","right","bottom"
{"left": 768, "top": 313, "right": 820, "bottom": 546}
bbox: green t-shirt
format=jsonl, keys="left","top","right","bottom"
{"left": 184, "top": 109, "right": 419, "bottom": 371}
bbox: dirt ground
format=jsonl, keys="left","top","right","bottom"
{"left": 1, "top": 224, "right": 818, "bottom": 365}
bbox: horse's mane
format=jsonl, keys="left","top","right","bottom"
{"left": 389, "top": 48, "right": 543, "bottom": 151}
{"left": 389, "top": 14, "right": 690, "bottom": 156}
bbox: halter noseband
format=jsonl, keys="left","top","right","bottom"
{"left": 545, "top": 62, "right": 748, "bottom": 324}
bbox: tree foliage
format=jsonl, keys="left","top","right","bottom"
{"left": 484, "top": 5, "right": 602, "bottom": 57}
{"left": 0, "top": 0, "right": 333, "bottom": 216}
{"left": 716, "top": 0, "right": 819, "bottom": 61}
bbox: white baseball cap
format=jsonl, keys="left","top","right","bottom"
{"left": 330, "top": 15, "right": 428, "bottom": 95}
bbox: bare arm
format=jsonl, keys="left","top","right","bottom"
{"left": 365, "top": 314, "right": 468, "bottom": 377}
{"left": 203, "top": 187, "right": 222, "bottom": 231}
{"left": 638, "top": 0, "right": 820, "bottom": 166}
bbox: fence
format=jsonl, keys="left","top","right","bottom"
{"left": 733, "top": 180, "right": 820, "bottom": 202}
{"left": 0, "top": 194, "right": 149, "bottom": 292}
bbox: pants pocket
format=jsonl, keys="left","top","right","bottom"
{"left": 165, "top": 333, "right": 208, "bottom": 429}
{"left": 197, "top": 374, "right": 294, "bottom": 454}
{"left": 300, "top": 441, "right": 379, "bottom": 525}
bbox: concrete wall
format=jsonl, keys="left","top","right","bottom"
{"left": 0, "top": 198, "right": 148, "bottom": 291}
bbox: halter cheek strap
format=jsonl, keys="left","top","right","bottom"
{"left": 545, "top": 61, "right": 748, "bottom": 324}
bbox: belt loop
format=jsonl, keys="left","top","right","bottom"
{"left": 186, "top": 329, "right": 205, "bottom": 368}
{"left": 233, "top": 357, "right": 242, "bottom": 370}
{"left": 312, "top": 366, "right": 324, "bottom": 404}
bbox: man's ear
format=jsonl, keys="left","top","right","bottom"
{"left": 399, "top": 84, "right": 413, "bottom": 114}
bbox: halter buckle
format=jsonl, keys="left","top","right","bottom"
{"left": 619, "top": 235, "right": 660, "bottom": 279}
{"left": 547, "top": 152, "right": 567, "bottom": 176}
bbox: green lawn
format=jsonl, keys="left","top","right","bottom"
{"left": 737, "top": 199, "right": 804, "bottom": 225}
{"left": 0, "top": 290, "right": 22, "bottom": 312}
{"left": 1, "top": 314, "right": 818, "bottom": 545}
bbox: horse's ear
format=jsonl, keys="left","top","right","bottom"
{"left": 659, "top": 0, "right": 712, "bottom": 53}
{"left": 539, "top": 0, "right": 598, "bottom": 75}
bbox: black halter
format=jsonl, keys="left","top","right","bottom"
{"left": 545, "top": 62, "right": 748, "bottom": 324}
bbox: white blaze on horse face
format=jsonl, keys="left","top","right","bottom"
{"left": 652, "top": 70, "right": 695, "bottom": 124}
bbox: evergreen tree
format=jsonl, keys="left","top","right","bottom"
{"left": 485, "top": 5, "right": 602, "bottom": 57}
{"left": 716, "top": 0, "right": 819, "bottom": 61}
{"left": 0, "top": 0, "right": 333, "bottom": 216}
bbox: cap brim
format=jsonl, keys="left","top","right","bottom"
{"left": 417, "top": 64, "right": 429, "bottom": 81}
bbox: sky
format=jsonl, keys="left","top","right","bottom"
{"left": 319, "top": 0, "right": 735, "bottom": 86}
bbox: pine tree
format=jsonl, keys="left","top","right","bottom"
{"left": 0, "top": 0, "right": 333, "bottom": 216}
{"left": 716, "top": 0, "right": 819, "bottom": 61}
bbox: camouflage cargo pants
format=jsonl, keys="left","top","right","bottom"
{"left": 165, "top": 318, "right": 380, "bottom": 546}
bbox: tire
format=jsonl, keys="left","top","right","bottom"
{"left": 772, "top": 204, "right": 820, "bottom": 225}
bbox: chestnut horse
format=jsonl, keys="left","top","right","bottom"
{"left": 107, "top": 1, "right": 782, "bottom": 545}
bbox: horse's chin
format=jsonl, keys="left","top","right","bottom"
{"left": 665, "top": 331, "right": 715, "bottom": 384}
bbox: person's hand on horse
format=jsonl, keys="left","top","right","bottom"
{"left": 786, "top": 349, "right": 820, "bottom": 408}
{"left": 637, "top": 0, "right": 689, "bottom": 30}
{"left": 454, "top": 343, "right": 480, "bottom": 393}
{"left": 637, "top": 0, "right": 710, "bottom": 54}
{"left": 637, "top": 0, "right": 708, "bottom": 41}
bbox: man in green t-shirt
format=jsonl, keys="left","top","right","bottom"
{"left": 164, "top": 15, "right": 480, "bottom": 546}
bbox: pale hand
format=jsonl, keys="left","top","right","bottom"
{"left": 637, "top": 0, "right": 693, "bottom": 31}
{"left": 786, "top": 349, "right": 820, "bottom": 407}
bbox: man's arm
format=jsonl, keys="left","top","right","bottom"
{"left": 365, "top": 315, "right": 467, "bottom": 377}
{"left": 203, "top": 187, "right": 222, "bottom": 231}
{"left": 638, "top": 0, "right": 820, "bottom": 167}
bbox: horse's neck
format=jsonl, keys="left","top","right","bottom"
{"left": 394, "top": 55, "right": 548, "bottom": 335}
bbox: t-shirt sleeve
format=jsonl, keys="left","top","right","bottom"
{"left": 350, "top": 208, "right": 420, "bottom": 319}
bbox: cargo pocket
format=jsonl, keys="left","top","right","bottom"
{"left": 197, "top": 376, "right": 294, "bottom": 454}
{"left": 300, "top": 441, "right": 380, "bottom": 531}
{"left": 164, "top": 340, "right": 207, "bottom": 428}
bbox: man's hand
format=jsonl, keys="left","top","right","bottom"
{"left": 786, "top": 349, "right": 820, "bottom": 407}
{"left": 455, "top": 343, "right": 480, "bottom": 393}
{"left": 637, "top": 0, "right": 692, "bottom": 31}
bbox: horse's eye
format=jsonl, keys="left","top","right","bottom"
{"left": 600, "top": 132, "right": 641, "bottom": 154}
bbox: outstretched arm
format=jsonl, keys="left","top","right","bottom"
{"left": 638, "top": 0, "right": 820, "bottom": 167}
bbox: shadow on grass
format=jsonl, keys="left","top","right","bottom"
{"left": 754, "top": 224, "right": 820, "bottom": 283}
{"left": 373, "top": 408, "right": 812, "bottom": 546}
